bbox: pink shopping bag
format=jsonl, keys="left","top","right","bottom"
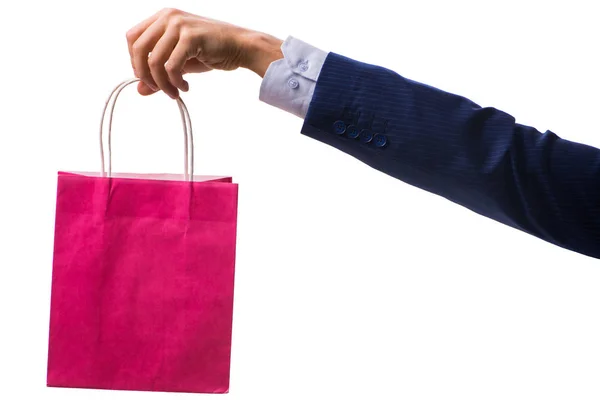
{"left": 47, "top": 79, "right": 238, "bottom": 394}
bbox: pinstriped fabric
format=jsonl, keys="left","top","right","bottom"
{"left": 301, "top": 52, "right": 600, "bottom": 259}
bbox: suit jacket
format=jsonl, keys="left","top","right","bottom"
{"left": 301, "top": 53, "right": 600, "bottom": 259}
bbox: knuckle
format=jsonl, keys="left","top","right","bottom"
{"left": 165, "top": 62, "right": 179, "bottom": 75}
{"left": 179, "top": 31, "right": 194, "bottom": 46}
{"left": 170, "top": 15, "right": 184, "bottom": 29}
{"left": 178, "top": 28, "right": 190, "bottom": 40}
{"left": 148, "top": 56, "right": 162, "bottom": 69}
{"left": 131, "top": 42, "right": 143, "bottom": 54}
{"left": 125, "top": 30, "right": 135, "bottom": 43}
{"left": 161, "top": 7, "right": 180, "bottom": 17}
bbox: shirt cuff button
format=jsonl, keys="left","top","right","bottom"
{"left": 298, "top": 61, "right": 309, "bottom": 72}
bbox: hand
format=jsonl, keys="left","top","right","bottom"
{"left": 126, "top": 8, "right": 283, "bottom": 99}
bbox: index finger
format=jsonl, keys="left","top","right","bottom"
{"left": 125, "top": 11, "right": 161, "bottom": 65}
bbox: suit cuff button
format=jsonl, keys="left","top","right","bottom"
{"left": 346, "top": 125, "right": 359, "bottom": 139}
{"left": 374, "top": 134, "right": 387, "bottom": 147}
{"left": 359, "top": 129, "right": 373, "bottom": 143}
{"left": 333, "top": 120, "right": 346, "bottom": 135}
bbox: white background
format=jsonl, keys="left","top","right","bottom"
{"left": 1, "top": 0, "right": 599, "bottom": 399}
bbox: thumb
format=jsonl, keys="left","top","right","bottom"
{"left": 137, "top": 81, "right": 158, "bottom": 96}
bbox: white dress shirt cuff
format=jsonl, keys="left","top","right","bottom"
{"left": 259, "top": 36, "right": 328, "bottom": 118}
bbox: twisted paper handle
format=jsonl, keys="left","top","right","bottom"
{"left": 99, "top": 78, "right": 195, "bottom": 181}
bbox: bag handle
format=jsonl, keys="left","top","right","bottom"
{"left": 99, "top": 78, "right": 195, "bottom": 181}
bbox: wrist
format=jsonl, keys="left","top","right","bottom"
{"left": 239, "top": 31, "right": 283, "bottom": 78}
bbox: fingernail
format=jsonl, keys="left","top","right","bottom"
{"left": 183, "top": 81, "right": 189, "bottom": 92}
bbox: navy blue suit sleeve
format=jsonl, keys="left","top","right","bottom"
{"left": 301, "top": 52, "right": 600, "bottom": 259}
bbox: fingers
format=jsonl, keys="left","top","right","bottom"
{"left": 126, "top": 11, "right": 161, "bottom": 76}
{"left": 127, "top": 8, "right": 226, "bottom": 98}
{"left": 148, "top": 30, "right": 180, "bottom": 98}
{"left": 131, "top": 19, "right": 167, "bottom": 91}
{"left": 165, "top": 38, "right": 194, "bottom": 93}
